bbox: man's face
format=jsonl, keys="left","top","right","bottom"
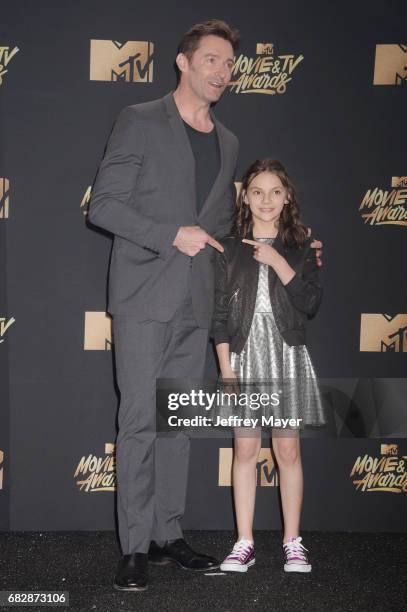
{"left": 180, "top": 35, "right": 235, "bottom": 104}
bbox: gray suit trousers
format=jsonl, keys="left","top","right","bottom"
{"left": 113, "top": 278, "right": 208, "bottom": 554}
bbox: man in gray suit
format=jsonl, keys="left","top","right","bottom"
{"left": 89, "top": 20, "right": 240, "bottom": 591}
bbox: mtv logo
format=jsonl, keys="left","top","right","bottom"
{"left": 84, "top": 312, "right": 113, "bottom": 350}
{"left": 373, "top": 44, "right": 407, "bottom": 85}
{"left": 256, "top": 43, "right": 274, "bottom": 55}
{"left": 0, "top": 316, "right": 15, "bottom": 343}
{"left": 0, "top": 449, "right": 3, "bottom": 489}
{"left": 80, "top": 185, "right": 92, "bottom": 216}
{"left": 234, "top": 181, "right": 242, "bottom": 202}
{"left": 391, "top": 176, "right": 407, "bottom": 188}
{"left": 218, "top": 448, "right": 278, "bottom": 487}
{"left": 381, "top": 444, "right": 398, "bottom": 456}
{"left": 0, "top": 178, "right": 9, "bottom": 219}
{"left": 360, "top": 314, "right": 407, "bottom": 352}
{"left": 0, "top": 46, "right": 19, "bottom": 86}
{"left": 90, "top": 40, "right": 154, "bottom": 83}
{"left": 105, "top": 443, "right": 116, "bottom": 454}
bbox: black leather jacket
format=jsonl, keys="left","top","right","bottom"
{"left": 211, "top": 231, "right": 322, "bottom": 353}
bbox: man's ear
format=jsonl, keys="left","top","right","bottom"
{"left": 176, "top": 53, "right": 188, "bottom": 74}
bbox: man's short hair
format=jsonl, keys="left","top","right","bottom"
{"left": 177, "top": 19, "right": 240, "bottom": 60}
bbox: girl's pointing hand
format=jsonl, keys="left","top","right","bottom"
{"left": 242, "top": 238, "right": 280, "bottom": 267}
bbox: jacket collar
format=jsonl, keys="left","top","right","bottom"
{"left": 162, "top": 91, "right": 226, "bottom": 218}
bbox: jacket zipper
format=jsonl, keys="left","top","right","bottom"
{"left": 228, "top": 287, "right": 240, "bottom": 305}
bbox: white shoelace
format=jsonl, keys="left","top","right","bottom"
{"left": 230, "top": 538, "right": 253, "bottom": 559}
{"left": 283, "top": 536, "right": 309, "bottom": 560}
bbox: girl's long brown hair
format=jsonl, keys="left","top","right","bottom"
{"left": 232, "top": 159, "right": 308, "bottom": 248}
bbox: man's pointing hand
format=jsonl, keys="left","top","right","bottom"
{"left": 173, "top": 226, "right": 224, "bottom": 257}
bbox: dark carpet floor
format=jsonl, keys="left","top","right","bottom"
{"left": 1, "top": 531, "right": 406, "bottom": 612}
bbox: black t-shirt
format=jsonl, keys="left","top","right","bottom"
{"left": 183, "top": 120, "right": 220, "bottom": 215}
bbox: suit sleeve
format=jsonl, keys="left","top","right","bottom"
{"left": 211, "top": 248, "right": 231, "bottom": 345}
{"left": 283, "top": 244, "right": 323, "bottom": 316}
{"left": 88, "top": 106, "right": 179, "bottom": 260}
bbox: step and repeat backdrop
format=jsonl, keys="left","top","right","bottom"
{"left": 1, "top": 1, "right": 406, "bottom": 532}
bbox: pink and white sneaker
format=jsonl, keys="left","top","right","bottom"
{"left": 283, "top": 536, "right": 312, "bottom": 573}
{"left": 220, "top": 538, "right": 255, "bottom": 573}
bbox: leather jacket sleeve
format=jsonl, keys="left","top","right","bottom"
{"left": 283, "top": 245, "right": 322, "bottom": 316}
{"left": 211, "top": 247, "right": 231, "bottom": 345}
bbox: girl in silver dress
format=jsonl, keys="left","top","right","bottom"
{"left": 212, "top": 159, "right": 326, "bottom": 574}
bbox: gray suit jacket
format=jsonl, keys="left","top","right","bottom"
{"left": 88, "top": 91, "right": 239, "bottom": 327}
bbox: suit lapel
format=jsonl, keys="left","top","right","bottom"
{"left": 162, "top": 92, "right": 230, "bottom": 219}
{"left": 197, "top": 113, "right": 225, "bottom": 219}
{"left": 162, "top": 92, "right": 197, "bottom": 214}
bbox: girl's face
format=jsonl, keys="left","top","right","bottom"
{"left": 244, "top": 171, "right": 288, "bottom": 228}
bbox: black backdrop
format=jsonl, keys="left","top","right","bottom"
{"left": 1, "top": 0, "right": 406, "bottom": 532}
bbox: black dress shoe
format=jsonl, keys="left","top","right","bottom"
{"left": 113, "top": 553, "right": 148, "bottom": 591}
{"left": 148, "top": 538, "right": 219, "bottom": 571}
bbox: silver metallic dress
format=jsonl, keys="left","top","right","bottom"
{"left": 227, "top": 237, "right": 326, "bottom": 428}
